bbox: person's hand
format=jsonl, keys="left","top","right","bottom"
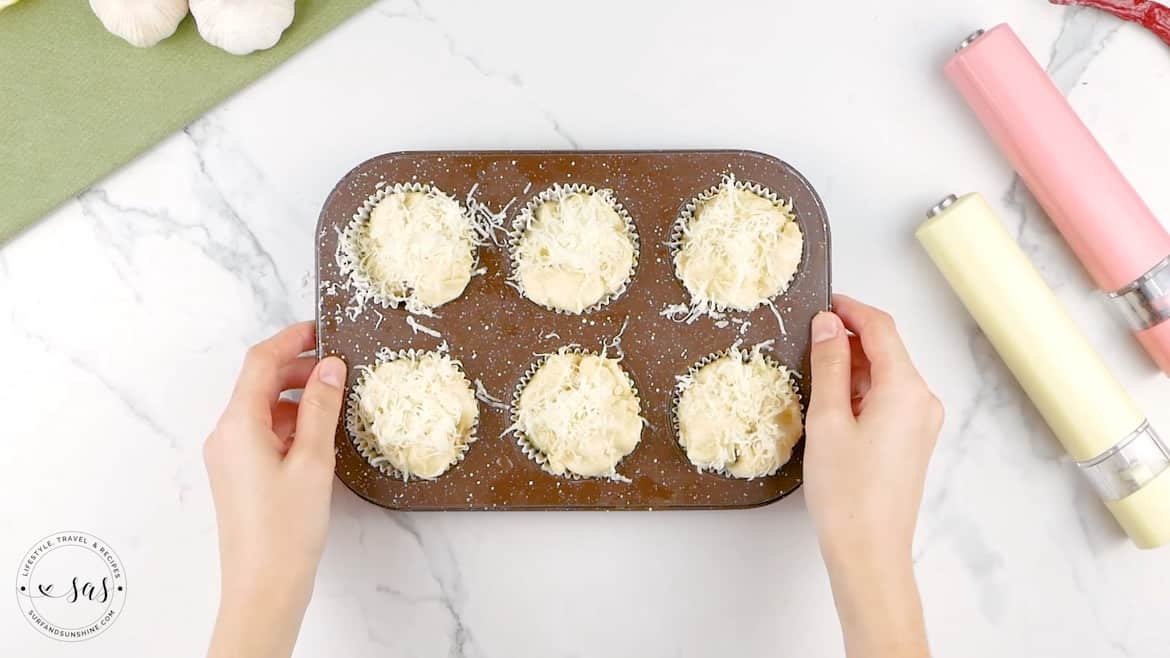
{"left": 204, "top": 322, "right": 347, "bottom": 658}
{"left": 803, "top": 294, "right": 943, "bottom": 658}
{"left": 804, "top": 294, "right": 943, "bottom": 558}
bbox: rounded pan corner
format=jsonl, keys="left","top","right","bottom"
{"left": 746, "top": 478, "right": 804, "bottom": 509}
{"left": 333, "top": 450, "right": 409, "bottom": 512}
{"left": 720, "top": 150, "right": 832, "bottom": 287}
{"left": 315, "top": 152, "right": 405, "bottom": 238}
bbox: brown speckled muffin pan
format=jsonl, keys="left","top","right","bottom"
{"left": 316, "top": 150, "right": 831, "bottom": 510}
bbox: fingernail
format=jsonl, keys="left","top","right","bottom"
{"left": 811, "top": 312, "right": 843, "bottom": 344}
{"left": 318, "top": 357, "right": 346, "bottom": 388}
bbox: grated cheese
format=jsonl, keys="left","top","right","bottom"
{"left": 337, "top": 186, "right": 476, "bottom": 315}
{"left": 349, "top": 350, "right": 478, "bottom": 481}
{"left": 660, "top": 300, "right": 712, "bottom": 324}
{"left": 513, "top": 349, "right": 643, "bottom": 479}
{"left": 464, "top": 183, "right": 511, "bottom": 247}
{"left": 763, "top": 299, "right": 788, "bottom": 336}
{"left": 600, "top": 316, "right": 630, "bottom": 360}
{"left": 473, "top": 378, "right": 510, "bottom": 413}
{"left": 405, "top": 315, "right": 442, "bottom": 338}
{"left": 513, "top": 187, "right": 636, "bottom": 314}
{"left": 674, "top": 175, "right": 803, "bottom": 312}
{"left": 675, "top": 343, "right": 801, "bottom": 479}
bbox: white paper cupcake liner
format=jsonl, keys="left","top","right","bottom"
{"left": 670, "top": 342, "right": 804, "bottom": 480}
{"left": 336, "top": 182, "right": 479, "bottom": 317}
{"left": 508, "top": 345, "right": 642, "bottom": 481}
{"left": 346, "top": 347, "right": 480, "bottom": 482}
{"left": 667, "top": 175, "right": 800, "bottom": 315}
{"left": 506, "top": 183, "right": 640, "bottom": 315}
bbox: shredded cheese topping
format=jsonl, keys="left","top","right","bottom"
{"left": 350, "top": 351, "right": 478, "bottom": 480}
{"left": 515, "top": 350, "right": 643, "bottom": 478}
{"left": 676, "top": 344, "right": 802, "bottom": 479}
{"left": 473, "top": 378, "right": 510, "bottom": 413}
{"left": 345, "top": 188, "right": 476, "bottom": 313}
{"left": 514, "top": 188, "right": 636, "bottom": 314}
{"left": 464, "top": 182, "right": 511, "bottom": 246}
{"left": 674, "top": 177, "right": 803, "bottom": 311}
{"left": 405, "top": 315, "right": 441, "bottom": 338}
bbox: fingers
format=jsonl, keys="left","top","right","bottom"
{"left": 272, "top": 399, "right": 300, "bottom": 443}
{"left": 807, "top": 311, "right": 855, "bottom": 426}
{"left": 278, "top": 356, "right": 319, "bottom": 393}
{"left": 230, "top": 322, "right": 318, "bottom": 418}
{"left": 849, "top": 335, "right": 872, "bottom": 414}
{"left": 289, "top": 356, "right": 347, "bottom": 469}
{"left": 831, "top": 295, "right": 914, "bottom": 382}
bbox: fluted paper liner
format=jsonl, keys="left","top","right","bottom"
{"left": 668, "top": 176, "right": 801, "bottom": 315}
{"left": 346, "top": 347, "right": 480, "bottom": 481}
{"left": 507, "top": 183, "right": 640, "bottom": 315}
{"left": 337, "top": 182, "right": 479, "bottom": 316}
{"left": 670, "top": 343, "right": 804, "bottom": 479}
{"left": 509, "top": 345, "right": 643, "bottom": 481}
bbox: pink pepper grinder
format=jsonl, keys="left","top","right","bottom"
{"left": 945, "top": 24, "right": 1170, "bottom": 376}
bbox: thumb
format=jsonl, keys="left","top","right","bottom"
{"left": 807, "top": 311, "right": 853, "bottom": 424}
{"left": 290, "top": 356, "right": 347, "bottom": 467}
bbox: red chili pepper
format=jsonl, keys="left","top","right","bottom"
{"left": 1050, "top": 0, "right": 1170, "bottom": 48}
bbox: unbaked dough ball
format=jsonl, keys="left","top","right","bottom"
{"left": 674, "top": 180, "right": 803, "bottom": 311}
{"left": 515, "top": 350, "right": 643, "bottom": 478}
{"left": 676, "top": 346, "right": 802, "bottom": 479}
{"left": 350, "top": 351, "right": 478, "bottom": 480}
{"left": 357, "top": 188, "right": 476, "bottom": 310}
{"left": 513, "top": 188, "right": 637, "bottom": 313}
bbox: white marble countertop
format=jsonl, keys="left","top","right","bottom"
{"left": 3, "top": 0, "right": 1170, "bottom": 656}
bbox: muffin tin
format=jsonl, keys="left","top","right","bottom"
{"left": 316, "top": 150, "right": 831, "bottom": 510}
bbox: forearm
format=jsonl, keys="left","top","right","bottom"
{"left": 821, "top": 545, "right": 930, "bottom": 658}
{"left": 207, "top": 577, "right": 313, "bottom": 658}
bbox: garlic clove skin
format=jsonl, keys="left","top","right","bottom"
{"left": 189, "top": 0, "right": 295, "bottom": 56}
{"left": 89, "top": 0, "right": 190, "bottom": 48}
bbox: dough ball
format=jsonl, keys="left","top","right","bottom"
{"left": 514, "top": 188, "right": 636, "bottom": 313}
{"left": 515, "top": 350, "right": 642, "bottom": 478}
{"left": 674, "top": 180, "right": 803, "bottom": 311}
{"left": 351, "top": 351, "right": 478, "bottom": 480}
{"left": 676, "top": 347, "right": 802, "bottom": 479}
{"left": 358, "top": 188, "right": 476, "bottom": 310}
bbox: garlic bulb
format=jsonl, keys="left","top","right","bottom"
{"left": 89, "top": 0, "right": 190, "bottom": 48}
{"left": 189, "top": 0, "right": 295, "bottom": 56}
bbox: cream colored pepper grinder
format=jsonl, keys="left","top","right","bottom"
{"left": 917, "top": 192, "right": 1170, "bottom": 549}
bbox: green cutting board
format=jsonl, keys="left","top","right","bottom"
{"left": 0, "top": 0, "right": 375, "bottom": 244}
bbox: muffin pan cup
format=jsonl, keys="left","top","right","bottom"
{"left": 509, "top": 345, "right": 643, "bottom": 481}
{"left": 316, "top": 150, "right": 831, "bottom": 510}
{"left": 671, "top": 343, "right": 805, "bottom": 480}
{"left": 336, "top": 181, "right": 480, "bottom": 317}
{"left": 345, "top": 346, "right": 480, "bottom": 481}
{"left": 507, "top": 182, "right": 640, "bottom": 315}
{"left": 669, "top": 176, "right": 800, "bottom": 315}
